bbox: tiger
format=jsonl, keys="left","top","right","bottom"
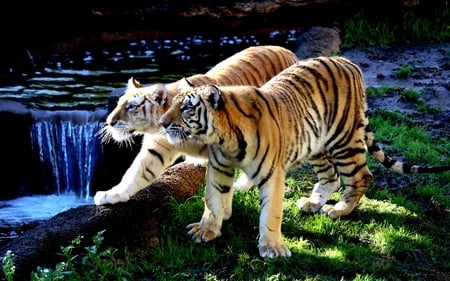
{"left": 159, "top": 56, "right": 450, "bottom": 258}
{"left": 94, "top": 45, "right": 299, "bottom": 205}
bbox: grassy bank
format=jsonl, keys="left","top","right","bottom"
{"left": 3, "top": 5, "right": 450, "bottom": 281}
{"left": 342, "top": 6, "right": 450, "bottom": 48}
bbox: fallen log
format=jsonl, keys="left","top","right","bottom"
{"left": 0, "top": 162, "right": 205, "bottom": 281}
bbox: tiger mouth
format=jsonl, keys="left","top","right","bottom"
{"left": 163, "top": 125, "right": 192, "bottom": 143}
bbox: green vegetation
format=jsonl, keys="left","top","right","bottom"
{"left": 366, "top": 85, "right": 421, "bottom": 103}
{"left": 4, "top": 230, "right": 136, "bottom": 281}
{"left": 366, "top": 85, "right": 433, "bottom": 112}
{"left": 3, "top": 118, "right": 449, "bottom": 279}
{"left": 393, "top": 64, "right": 412, "bottom": 79}
{"left": 2, "top": 4, "right": 450, "bottom": 281}
{"left": 342, "top": 7, "right": 450, "bottom": 48}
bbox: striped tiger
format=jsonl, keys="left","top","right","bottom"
{"left": 94, "top": 45, "right": 299, "bottom": 205}
{"left": 159, "top": 56, "right": 450, "bottom": 258}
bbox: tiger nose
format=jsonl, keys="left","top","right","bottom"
{"left": 159, "top": 119, "right": 169, "bottom": 129}
{"left": 106, "top": 120, "right": 116, "bottom": 126}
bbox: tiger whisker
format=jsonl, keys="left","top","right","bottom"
{"left": 95, "top": 124, "right": 135, "bottom": 148}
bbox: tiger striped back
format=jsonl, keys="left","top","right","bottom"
{"left": 205, "top": 45, "right": 301, "bottom": 86}
{"left": 160, "top": 56, "right": 450, "bottom": 258}
{"left": 94, "top": 45, "right": 298, "bottom": 206}
{"left": 98, "top": 45, "right": 299, "bottom": 141}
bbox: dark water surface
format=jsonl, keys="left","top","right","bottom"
{"left": 0, "top": 30, "right": 301, "bottom": 228}
{"left": 0, "top": 30, "right": 301, "bottom": 110}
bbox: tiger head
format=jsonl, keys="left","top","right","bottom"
{"left": 96, "top": 77, "right": 170, "bottom": 146}
{"left": 159, "top": 81, "right": 225, "bottom": 145}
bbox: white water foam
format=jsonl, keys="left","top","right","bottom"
{"left": 0, "top": 194, "right": 92, "bottom": 227}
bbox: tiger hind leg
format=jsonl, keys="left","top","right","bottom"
{"left": 297, "top": 153, "right": 340, "bottom": 213}
{"left": 321, "top": 149, "right": 373, "bottom": 219}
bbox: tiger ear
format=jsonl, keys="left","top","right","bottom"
{"left": 127, "top": 77, "right": 143, "bottom": 89}
{"left": 147, "top": 83, "right": 167, "bottom": 106}
{"left": 207, "top": 85, "right": 224, "bottom": 109}
{"left": 179, "top": 77, "right": 196, "bottom": 93}
{"left": 184, "top": 77, "right": 196, "bottom": 87}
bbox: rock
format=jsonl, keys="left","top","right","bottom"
{"left": 0, "top": 162, "right": 205, "bottom": 281}
{"left": 293, "top": 26, "right": 341, "bottom": 59}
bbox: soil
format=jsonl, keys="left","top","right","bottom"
{"left": 340, "top": 42, "right": 450, "bottom": 190}
{"left": 341, "top": 42, "right": 450, "bottom": 138}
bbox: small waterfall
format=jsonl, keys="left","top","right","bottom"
{"left": 30, "top": 109, "right": 106, "bottom": 199}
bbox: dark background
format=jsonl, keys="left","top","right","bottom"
{"left": 0, "top": 0, "right": 445, "bottom": 78}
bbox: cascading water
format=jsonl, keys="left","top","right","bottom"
{"left": 0, "top": 110, "right": 106, "bottom": 227}
{"left": 29, "top": 109, "right": 107, "bottom": 199}
{"left": 30, "top": 111, "right": 104, "bottom": 199}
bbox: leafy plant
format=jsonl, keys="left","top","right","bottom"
{"left": 394, "top": 64, "right": 413, "bottom": 79}
{"left": 1, "top": 230, "right": 138, "bottom": 281}
{"left": 1, "top": 251, "right": 15, "bottom": 281}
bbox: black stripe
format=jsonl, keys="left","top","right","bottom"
{"left": 323, "top": 59, "right": 340, "bottom": 126}
{"left": 252, "top": 145, "right": 270, "bottom": 179}
{"left": 253, "top": 130, "right": 261, "bottom": 160}
{"left": 148, "top": 149, "right": 164, "bottom": 164}
{"left": 315, "top": 164, "right": 335, "bottom": 174}
{"left": 230, "top": 93, "right": 254, "bottom": 118}
{"left": 333, "top": 147, "right": 367, "bottom": 160}
{"left": 219, "top": 184, "right": 231, "bottom": 193}
{"left": 210, "top": 151, "right": 234, "bottom": 177}
{"left": 367, "top": 143, "right": 381, "bottom": 154}
{"left": 143, "top": 167, "right": 156, "bottom": 180}
{"left": 198, "top": 100, "right": 209, "bottom": 134}
{"left": 234, "top": 126, "right": 247, "bottom": 161}
{"left": 254, "top": 89, "right": 276, "bottom": 122}
{"left": 381, "top": 156, "right": 398, "bottom": 169}
{"left": 339, "top": 162, "right": 368, "bottom": 177}
{"left": 258, "top": 161, "right": 275, "bottom": 188}
{"left": 210, "top": 162, "right": 234, "bottom": 177}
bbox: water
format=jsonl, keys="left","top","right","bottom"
{"left": 0, "top": 30, "right": 301, "bottom": 226}
{"left": 0, "top": 30, "right": 301, "bottom": 110}
{"left": 0, "top": 194, "right": 91, "bottom": 227}
{"left": 30, "top": 111, "right": 105, "bottom": 199}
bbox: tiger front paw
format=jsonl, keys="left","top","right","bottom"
{"left": 93, "top": 190, "right": 130, "bottom": 205}
{"left": 258, "top": 239, "right": 292, "bottom": 258}
{"left": 321, "top": 201, "right": 356, "bottom": 219}
{"left": 186, "top": 222, "right": 222, "bottom": 243}
{"left": 296, "top": 197, "right": 321, "bottom": 213}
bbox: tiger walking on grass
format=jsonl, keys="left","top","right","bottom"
{"left": 94, "top": 45, "right": 299, "bottom": 206}
{"left": 159, "top": 56, "right": 450, "bottom": 258}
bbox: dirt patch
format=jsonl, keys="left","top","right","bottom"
{"left": 341, "top": 42, "right": 450, "bottom": 138}
{"left": 340, "top": 42, "right": 450, "bottom": 191}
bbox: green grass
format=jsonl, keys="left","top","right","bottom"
{"left": 367, "top": 85, "right": 429, "bottom": 111}
{"left": 2, "top": 129, "right": 449, "bottom": 281}
{"left": 393, "top": 64, "right": 413, "bottom": 79}
{"left": 3, "top": 4, "right": 450, "bottom": 281}
{"left": 367, "top": 85, "right": 420, "bottom": 101}
{"left": 342, "top": 7, "right": 450, "bottom": 49}
{"left": 4, "top": 123, "right": 448, "bottom": 280}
